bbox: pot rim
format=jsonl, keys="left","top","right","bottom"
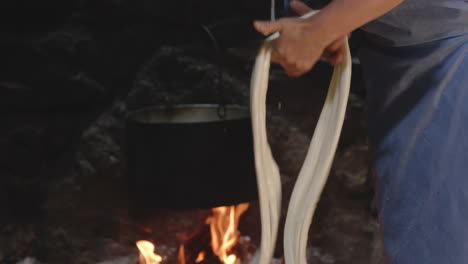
{"left": 126, "top": 104, "right": 251, "bottom": 124}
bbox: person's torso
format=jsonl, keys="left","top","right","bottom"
{"left": 361, "top": 0, "right": 468, "bottom": 46}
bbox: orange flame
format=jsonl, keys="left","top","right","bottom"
{"left": 177, "top": 244, "right": 186, "bottom": 264}
{"left": 206, "top": 203, "right": 249, "bottom": 264}
{"left": 136, "top": 240, "right": 163, "bottom": 264}
{"left": 195, "top": 251, "right": 206, "bottom": 263}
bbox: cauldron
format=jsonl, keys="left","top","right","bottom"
{"left": 126, "top": 104, "right": 258, "bottom": 209}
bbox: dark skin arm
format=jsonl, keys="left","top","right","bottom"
{"left": 254, "top": 0, "right": 405, "bottom": 77}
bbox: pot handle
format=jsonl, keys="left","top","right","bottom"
{"left": 201, "top": 24, "right": 228, "bottom": 120}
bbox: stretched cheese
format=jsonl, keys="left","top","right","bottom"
{"left": 249, "top": 10, "right": 352, "bottom": 264}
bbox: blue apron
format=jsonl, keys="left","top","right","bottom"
{"left": 359, "top": 0, "right": 468, "bottom": 263}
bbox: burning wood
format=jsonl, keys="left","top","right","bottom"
{"left": 136, "top": 203, "right": 250, "bottom": 264}
{"left": 177, "top": 225, "right": 216, "bottom": 264}
{"left": 206, "top": 204, "right": 249, "bottom": 264}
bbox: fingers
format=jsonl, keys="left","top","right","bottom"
{"left": 328, "top": 37, "right": 346, "bottom": 53}
{"left": 285, "top": 67, "right": 305, "bottom": 77}
{"left": 325, "top": 52, "right": 344, "bottom": 65}
{"left": 253, "top": 20, "right": 284, "bottom": 35}
{"left": 323, "top": 48, "right": 344, "bottom": 65}
{"left": 271, "top": 52, "right": 311, "bottom": 77}
{"left": 290, "top": 0, "right": 312, "bottom": 15}
{"left": 322, "top": 36, "right": 347, "bottom": 65}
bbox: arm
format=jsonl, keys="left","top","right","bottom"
{"left": 254, "top": 0, "right": 404, "bottom": 77}
{"left": 309, "top": 0, "right": 404, "bottom": 44}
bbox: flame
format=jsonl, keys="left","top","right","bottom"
{"left": 136, "top": 240, "right": 163, "bottom": 264}
{"left": 177, "top": 244, "right": 186, "bottom": 264}
{"left": 136, "top": 203, "right": 249, "bottom": 264}
{"left": 206, "top": 203, "right": 249, "bottom": 264}
{"left": 195, "top": 251, "right": 206, "bottom": 263}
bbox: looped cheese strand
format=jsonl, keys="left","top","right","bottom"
{"left": 249, "top": 10, "right": 352, "bottom": 264}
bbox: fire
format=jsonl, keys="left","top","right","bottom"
{"left": 195, "top": 251, "right": 206, "bottom": 263}
{"left": 136, "top": 240, "right": 162, "bottom": 264}
{"left": 206, "top": 203, "right": 250, "bottom": 264}
{"left": 136, "top": 203, "right": 249, "bottom": 264}
{"left": 177, "top": 244, "right": 186, "bottom": 264}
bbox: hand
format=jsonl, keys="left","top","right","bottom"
{"left": 287, "top": 1, "right": 349, "bottom": 65}
{"left": 254, "top": 1, "right": 349, "bottom": 77}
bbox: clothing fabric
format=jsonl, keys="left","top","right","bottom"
{"left": 362, "top": 0, "right": 468, "bottom": 47}
{"left": 359, "top": 1, "right": 468, "bottom": 262}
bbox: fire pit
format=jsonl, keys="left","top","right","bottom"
{"left": 136, "top": 203, "right": 255, "bottom": 264}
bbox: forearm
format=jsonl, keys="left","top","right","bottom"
{"left": 252, "top": 0, "right": 405, "bottom": 76}
{"left": 307, "top": 0, "right": 405, "bottom": 42}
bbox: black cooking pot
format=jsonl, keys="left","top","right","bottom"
{"left": 126, "top": 104, "right": 258, "bottom": 209}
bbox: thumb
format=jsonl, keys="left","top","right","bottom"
{"left": 254, "top": 20, "right": 283, "bottom": 36}
{"left": 290, "top": 0, "right": 312, "bottom": 16}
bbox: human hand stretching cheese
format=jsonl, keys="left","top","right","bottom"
{"left": 253, "top": 0, "right": 403, "bottom": 76}
{"left": 253, "top": 0, "right": 468, "bottom": 263}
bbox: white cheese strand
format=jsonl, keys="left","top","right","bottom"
{"left": 250, "top": 41, "right": 282, "bottom": 264}
{"left": 249, "top": 10, "right": 352, "bottom": 264}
